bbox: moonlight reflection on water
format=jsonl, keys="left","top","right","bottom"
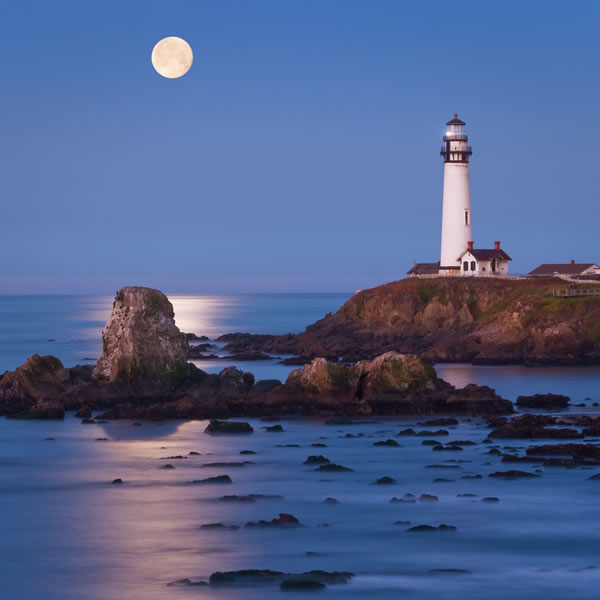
{"left": 2, "top": 414, "right": 600, "bottom": 599}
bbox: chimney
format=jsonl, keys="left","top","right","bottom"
{"left": 494, "top": 241, "right": 501, "bottom": 250}
{"left": 467, "top": 241, "right": 474, "bottom": 251}
{"left": 571, "top": 259, "right": 575, "bottom": 264}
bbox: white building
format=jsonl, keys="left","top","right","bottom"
{"left": 529, "top": 261, "right": 600, "bottom": 277}
{"left": 439, "top": 115, "right": 473, "bottom": 274}
{"left": 457, "top": 241, "right": 512, "bottom": 276}
{"left": 407, "top": 115, "right": 512, "bottom": 278}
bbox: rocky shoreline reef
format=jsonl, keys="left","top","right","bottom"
{"left": 234, "top": 278, "right": 600, "bottom": 365}
{"left": 0, "top": 286, "right": 517, "bottom": 420}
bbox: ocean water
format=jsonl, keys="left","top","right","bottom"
{"left": 0, "top": 294, "right": 348, "bottom": 381}
{"left": 1, "top": 294, "right": 600, "bottom": 599}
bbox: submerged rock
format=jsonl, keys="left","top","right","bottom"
{"left": 209, "top": 569, "right": 353, "bottom": 587}
{"left": 280, "top": 579, "right": 325, "bottom": 590}
{"left": 398, "top": 428, "right": 417, "bottom": 436}
{"left": 373, "top": 476, "right": 396, "bottom": 485}
{"left": 245, "top": 513, "right": 302, "bottom": 528}
{"left": 428, "top": 569, "right": 471, "bottom": 575}
{"left": 315, "top": 463, "right": 353, "bottom": 472}
{"left": 373, "top": 439, "right": 401, "bottom": 447}
{"left": 205, "top": 419, "right": 254, "bottom": 434}
{"left": 264, "top": 424, "right": 284, "bottom": 432}
{"left": 419, "top": 418, "right": 459, "bottom": 426}
{"left": 525, "top": 443, "right": 600, "bottom": 459}
{"left": 488, "top": 470, "right": 540, "bottom": 479}
{"left": 167, "top": 578, "right": 208, "bottom": 587}
{"left": 187, "top": 475, "right": 233, "bottom": 484}
{"left": 218, "top": 495, "right": 253, "bottom": 503}
{"left": 408, "top": 524, "right": 456, "bottom": 532}
{"left": 516, "top": 393, "right": 570, "bottom": 409}
{"left": 304, "top": 455, "right": 331, "bottom": 465}
{"left": 210, "top": 569, "right": 284, "bottom": 584}
{"left": 419, "top": 494, "right": 438, "bottom": 501}
{"left": 226, "top": 351, "right": 274, "bottom": 361}
{"left": 201, "top": 462, "right": 251, "bottom": 468}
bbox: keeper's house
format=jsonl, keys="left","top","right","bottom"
{"left": 529, "top": 261, "right": 600, "bottom": 278}
{"left": 456, "top": 241, "right": 512, "bottom": 277}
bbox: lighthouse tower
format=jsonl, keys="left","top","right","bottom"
{"left": 439, "top": 114, "right": 473, "bottom": 273}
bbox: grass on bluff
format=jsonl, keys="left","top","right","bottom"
{"left": 587, "top": 324, "right": 600, "bottom": 343}
{"left": 350, "top": 277, "right": 599, "bottom": 324}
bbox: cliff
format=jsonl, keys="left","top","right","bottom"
{"left": 262, "top": 278, "right": 600, "bottom": 365}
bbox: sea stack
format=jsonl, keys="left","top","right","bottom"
{"left": 93, "top": 286, "right": 189, "bottom": 383}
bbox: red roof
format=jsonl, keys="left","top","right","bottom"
{"left": 529, "top": 263, "right": 598, "bottom": 276}
{"left": 459, "top": 249, "right": 512, "bottom": 261}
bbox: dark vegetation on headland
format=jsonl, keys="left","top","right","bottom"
{"left": 0, "top": 279, "right": 598, "bottom": 421}
{"left": 236, "top": 277, "right": 600, "bottom": 365}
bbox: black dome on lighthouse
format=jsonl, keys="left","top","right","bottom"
{"left": 446, "top": 113, "right": 465, "bottom": 126}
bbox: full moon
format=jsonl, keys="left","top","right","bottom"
{"left": 151, "top": 37, "right": 193, "bottom": 79}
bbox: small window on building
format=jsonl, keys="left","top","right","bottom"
{"left": 482, "top": 267, "right": 486, "bottom": 272}
{"left": 470, "top": 261, "right": 476, "bottom": 271}
{"left": 463, "top": 261, "right": 468, "bottom": 271}
{"left": 464, "top": 210, "right": 469, "bottom": 226}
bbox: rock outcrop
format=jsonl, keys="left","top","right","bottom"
{"left": 260, "top": 352, "right": 513, "bottom": 417}
{"left": 0, "top": 287, "right": 516, "bottom": 420}
{"left": 0, "top": 354, "right": 70, "bottom": 417}
{"left": 93, "top": 286, "right": 188, "bottom": 383}
{"left": 0, "top": 351, "right": 513, "bottom": 419}
{"left": 253, "top": 278, "right": 600, "bottom": 365}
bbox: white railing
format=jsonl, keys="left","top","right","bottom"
{"left": 553, "top": 288, "right": 600, "bottom": 297}
{"left": 554, "top": 274, "right": 600, "bottom": 285}
{"left": 409, "top": 273, "right": 527, "bottom": 280}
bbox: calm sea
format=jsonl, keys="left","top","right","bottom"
{"left": 0, "top": 293, "right": 348, "bottom": 381}
{"left": 1, "top": 294, "right": 600, "bottom": 599}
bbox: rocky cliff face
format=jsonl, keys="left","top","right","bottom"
{"left": 93, "top": 287, "right": 189, "bottom": 383}
{"left": 262, "top": 278, "right": 600, "bottom": 365}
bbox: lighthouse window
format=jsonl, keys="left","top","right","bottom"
{"left": 464, "top": 210, "right": 470, "bottom": 226}
{"left": 463, "top": 261, "right": 468, "bottom": 271}
{"left": 471, "top": 261, "right": 476, "bottom": 271}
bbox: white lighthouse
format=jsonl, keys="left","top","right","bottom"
{"left": 439, "top": 114, "right": 473, "bottom": 273}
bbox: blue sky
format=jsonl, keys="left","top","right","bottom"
{"left": 1, "top": 0, "right": 598, "bottom": 293}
